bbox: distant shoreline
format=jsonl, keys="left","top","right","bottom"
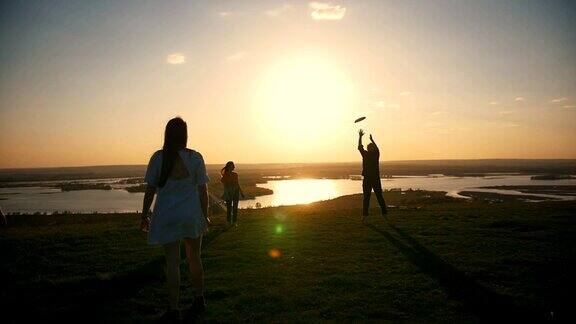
{"left": 2, "top": 158, "right": 576, "bottom": 172}
{"left": 1, "top": 159, "right": 575, "bottom": 183}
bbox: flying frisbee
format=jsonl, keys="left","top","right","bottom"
{"left": 354, "top": 116, "right": 366, "bottom": 123}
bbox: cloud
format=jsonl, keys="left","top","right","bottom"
{"left": 265, "top": 4, "right": 292, "bottom": 17}
{"left": 489, "top": 101, "right": 500, "bottom": 106}
{"left": 488, "top": 121, "right": 519, "bottom": 128}
{"left": 563, "top": 105, "right": 576, "bottom": 108}
{"left": 166, "top": 53, "right": 186, "bottom": 65}
{"left": 499, "top": 110, "right": 514, "bottom": 115}
{"left": 309, "top": 2, "right": 346, "bottom": 20}
{"left": 399, "top": 91, "right": 412, "bottom": 96}
{"left": 514, "top": 97, "right": 524, "bottom": 102}
{"left": 218, "top": 11, "right": 233, "bottom": 18}
{"left": 550, "top": 97, "right": 567, "bottom": 103}
{"left": 431, "top": 111, "right": 446, "bottom": 116}
{"left": 225, "top": 51, "right": 247, "bottom": 62}
{"left": 375, "top": 101, "right": 399, "bottom": 109}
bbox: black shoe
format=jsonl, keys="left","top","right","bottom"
{"left": 184, "top": 296, "right": 206, "bottom": 322}
{"left": 159, "top": 309, "right": 180, "bottom": 323}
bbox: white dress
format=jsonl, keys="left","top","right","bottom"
{"left": 145, "top": 148, "right": 210, "bottom": 245}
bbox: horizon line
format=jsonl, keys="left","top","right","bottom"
{"left": 2, "top": 158, "right": 576, "bottom": 172}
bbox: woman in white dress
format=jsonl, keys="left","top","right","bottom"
{"left": 140, "top": 117, "right": 210, "bottom": 321}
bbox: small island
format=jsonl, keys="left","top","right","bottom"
{"left": 116, "top": 177, "right": 144, "bottom": 184}
{"left": 530, "top": 174, "right": 575, "bottom": 180}
{"left": 124, "top": 183, "right": 273, "bottom": 200}
{"left": 57, "top": 183, "right": 112, "bottom": 191}
{"left": 124, "top": 184, "right": 147, "bottom": 193}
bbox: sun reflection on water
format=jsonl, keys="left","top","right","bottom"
{"left": 268, "top": 179, "right": 338, "bottom": 206}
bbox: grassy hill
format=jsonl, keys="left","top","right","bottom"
{"left": 1, "top": 191, "right": 575, "bottom": 322}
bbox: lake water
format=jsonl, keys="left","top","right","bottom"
{"left": 1, "top": 175, "right": 575, "bottom": 214}
{"left": 239, "top": 175, "right": 576, "bottom": 208}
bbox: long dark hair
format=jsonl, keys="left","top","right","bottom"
{"left": 221, "top": 161, "right": 235, "bottom": 177}
{"left": 158, "top": 117, "right": 187, "bottom": 187}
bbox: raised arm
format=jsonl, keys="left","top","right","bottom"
{"left": 358, "top": 129, "right": 365, "bottom": 151}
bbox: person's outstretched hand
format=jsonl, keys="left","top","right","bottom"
{"left": 370, "top": 134, "right": 374, "bottom": 141}
{"left": 359, "top": 129, "right": 364, "bottom": 137}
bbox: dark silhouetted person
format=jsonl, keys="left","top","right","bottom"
{"left": 141, "top": 117, "right": 210, "bottom": 322}
{"left": 358, "top": 129, "right": 387, "bottom": 219}
{"left": 220, "top": 161, "right": 244, "bottom": 226}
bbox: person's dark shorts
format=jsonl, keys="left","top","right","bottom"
{"left": 363, "top": 177, "right": 382, "bottom": 192}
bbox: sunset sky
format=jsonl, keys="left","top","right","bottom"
{"left": 1, "top": 0, "right": 575, "bottom": 168}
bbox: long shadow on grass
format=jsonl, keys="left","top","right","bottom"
{"left": 6, "top": 224, "right": 233, "bottom": 322}
{"left": 365, "top": 223, "right": 549, "bottom": 322}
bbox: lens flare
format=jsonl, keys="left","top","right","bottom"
{"left": 275, "top": 224, "right": 284, "bottom": 234}
{"left": 268, "top": 248, "right": 281, "bottom": 258}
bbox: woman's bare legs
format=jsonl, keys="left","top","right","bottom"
{"left": 232, "top": 198, "right": 239, "bottom": 225}
{"left": 226, "top": 200, "right": 233, "bottom": 224}
{"left": 163, "top": 241, "right": 181, "bottom": 310}
{"left": 184, "top": 236, "right": 204, "bottom": 297}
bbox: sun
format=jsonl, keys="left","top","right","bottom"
{"left": 256, "top": 56, "right": 354, "bottom": 144}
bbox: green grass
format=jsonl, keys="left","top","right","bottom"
{"left": 1, "top": 191, "right": 575, "bottom": 322}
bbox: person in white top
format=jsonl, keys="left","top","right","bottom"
{"left": 140, "top": 117, "right": 210, "bottom": 321}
